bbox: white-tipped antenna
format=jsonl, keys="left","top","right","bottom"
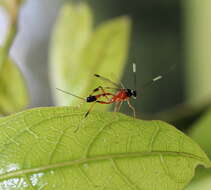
{"left": 132, "top": 63, "right": 137, "bottom": 91}
{"left": 56, "top": 88, "right": 85, "bottom": 101}
{"left": 140, "top": 64, "right": 176, "bottom": 92}
{"left": 133, "top": 63, "right": 136, "bottom": 73}
{"left": 141, "top": 75, "right": 163, "bottom": 90}
{"left": 153, "top": 75, "right": 163, "bottom": 82}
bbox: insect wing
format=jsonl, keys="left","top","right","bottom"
{"left": 94, "top": 74, "right": 122, "bottom": 89}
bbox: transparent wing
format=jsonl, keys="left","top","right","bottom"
{"left": 94, "top": 74, "right": 122, "bottom": 89}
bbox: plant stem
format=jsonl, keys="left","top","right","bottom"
{"left": 0, "top": 0, "right": 21, "bottom": 67}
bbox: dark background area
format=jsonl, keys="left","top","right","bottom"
{"left": 83, "top": 0, "right": 184, "bottom": 114}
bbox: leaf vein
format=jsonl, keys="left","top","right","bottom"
{"left": 148, "top": 122, "right": 160, "bottom": 151}
{"left": 110, "top": 158, "right": 140, "bottom": 190}
{"left": 0, "top": 151, "right": 207, "bottom": 181}
{"left": 0, "top": 113, "right": 81, "bottom": 154}
{"left": 83, "top": 119, "right": 120, "bottom": 158}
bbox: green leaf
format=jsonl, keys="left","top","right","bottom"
{"left": 184, "top": 0, "right": 211, "bottom": 105}
{"left": 189, "top": 108, "right": 211, "bottom": 158}
{"left": 185, "top": 108, "right": 211, "bottom": 190}
{"left": 0, "top": 57, "right": 28, "bottom": 115}
{"left": 185, "top": 168, "right": 211, "bottom": 190}
{"left": 49, "top": 2, "right": 93, "bottom": 105}
{"left": 186, "top": 178, "right": 211, "bottom": 190}
{"left": 49, "top": 2, "right": 130, "bottom": 110}
{"left": 0, "top": 107, "right": 209, "bottom": 189}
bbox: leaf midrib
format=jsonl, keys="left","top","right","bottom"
{"left": 0, "top": 150, "right": 208, "bottom": 181}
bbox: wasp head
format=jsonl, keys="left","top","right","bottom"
{"left": 126, "top": 89, "right": 137, "bottom": 99}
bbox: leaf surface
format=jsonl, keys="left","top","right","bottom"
{"left": 49, "top": 2, "right": 130, "bottom": 110}
{"left": 0, "top": 106, "right": 209, "bottom": 190}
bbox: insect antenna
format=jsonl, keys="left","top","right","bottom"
{"left": 140, "top": 64, "right": 176, "bottom": 91}
{"left": 140, "top": 75, "right": 163, "bottom": 90}
{"left": 56, "top": 88, "right": 85, "bottom": 101}
{"left": 132, "top": 63, "right": 137, "bottom": 92}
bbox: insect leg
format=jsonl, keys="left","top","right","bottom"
{"left": 74, "top": 102, "right": 97, "bottom": 133}
{"left": 84, "top": 102, "right": 97, "bottom": 118}
{"left": 127, "top": 99, "right": 136, "bottom": 117}
{"left": 117, "top": 101, "right": 123, "bottom": 112}
{"left": 114, "top": 101, "right": 123, "bottom": 112}
{"left": 114, "top": 102, "right": 120, "bottom": 112}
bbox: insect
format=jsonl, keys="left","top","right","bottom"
{"left": 56, "top": 63, "right": 164, "bottom": 119}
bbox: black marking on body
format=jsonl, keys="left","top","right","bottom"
{"left": 86, "top": 96, "right": 97, "bottom": 102}
{"left": 126, "top": 89, "right": 137, "bottom": 98}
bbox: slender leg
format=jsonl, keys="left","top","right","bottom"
{"left": 116, "top": 101, "right": 123, "bottom": 112}
{"left": 114, "top": 102, "right": 120, "bottom": 112}
{"left": 74, "top": 102, "right": 97, "bottom": 133}
{"left": 84, "top": 102, "right": 97, "bottom": 118}
{"left": 127, "top": 99, "right": 136, "bottom": 117}
{"left": 114, "top": 101, "right": 123, "bottom": 112}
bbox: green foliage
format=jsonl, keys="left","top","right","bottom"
{"left": 0, "top": 1, "right": 210, "bottom": 189}
{"left": 0, "top": 0, "right": 28, "bottom": 116}
{"left": 189, "top": 108, "right": 211, "bottom": 158}
{"left": 184, "top": 0, "right": 211, "bottom": 105}
{"left": 185, "top": 167, "right": 211, "bottom": 190}
{"left": 185, "top": 108, "right": 211, "bottom": 190}
{"left": 0, "top": 107, "right": 210, "bottom": 189}
{"left": 0, "top": 57, "right": 28, "bottom": 115}
{"left": 185, "top": 172, "right": 211, "bottom": 190}
{"left": 49, "top": 2, "right": 130, "bottom": 110}
{"left": 0, "top": 47, "right": 28, "bottom": 117}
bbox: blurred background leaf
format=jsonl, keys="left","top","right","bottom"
{"left": 49, "top": 2, "right": 130, "bottom": 111}
{"left": 50, "top": 2, "right": 93, "bottom": 106}
{"left": 184, "top": 108, "right": 211, "bottom": 189}
{"left": 185, "top": 0, "right": 211, "bottom": 178}
{"left": 185, "top": 168, "right": 211, "bottom": 190}
{"left": 185, "top": 172, "right": 211, "bottom": 190}
{"left": 184, "top": 0, "right": 211, "bottom": 106}
{"left": 189, "top": 108, "right": 211, "bottom": 158}
{"left": 0, "top": 0, "right": 28, "bottom": 116}
{"left": 0, "top": 57, "right": 28, "bottom": 115}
